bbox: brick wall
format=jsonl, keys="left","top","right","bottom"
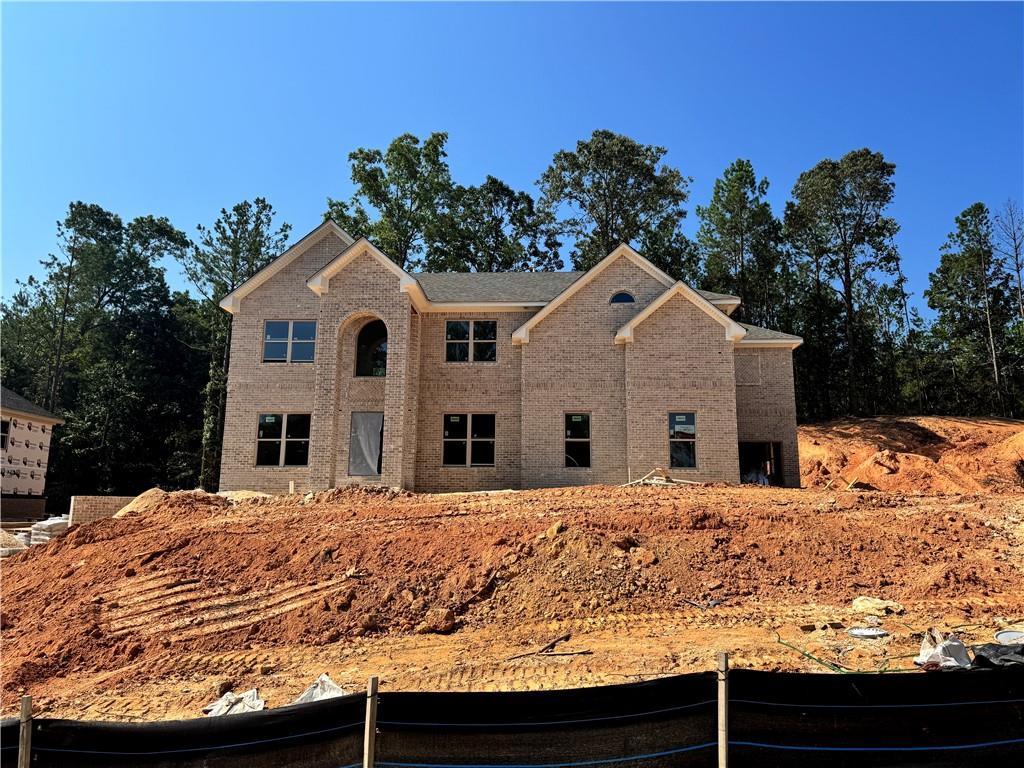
{"left": 414, "top": 311, "right": 533, "bottom": 492}
{"left": 734, "top": 348, "right": 801, "bottom": 487}
{"left": 625, "top": 294, "right": 740, "bottom": 483}
{"left": 219, "top": 231, "right": 348, "bottom": 493}
{"left": 308, "top": 251, "right": 414, "bottom": 489}
{"left": 520, "top": 258, "right": 667, "bottom": 488}
{"left": 69, "top": 495, "right": 136, "bottom": 526}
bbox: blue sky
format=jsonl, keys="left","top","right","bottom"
{"left": 3, "top": 2, "right": 1022, "bottom": 310}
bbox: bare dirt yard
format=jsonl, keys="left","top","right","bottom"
{"left": 2, "top": 416, "right": 1022, "bottom": 722}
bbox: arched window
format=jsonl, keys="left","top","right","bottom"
{"left": 610, "top": 291, "right": 635, "bottom": 304}
{"left": 355, "top": 319, "right": 387, "bottom": 377}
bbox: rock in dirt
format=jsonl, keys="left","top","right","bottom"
{"left": 416, "top": 607, "right": 456, "bottom": 634}
{"left": 851, "top": 596, "right": 904, "bottom": 616}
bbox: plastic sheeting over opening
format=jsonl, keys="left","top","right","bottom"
{"left": 348, "top": 412, "right": 383, "bottom": 476}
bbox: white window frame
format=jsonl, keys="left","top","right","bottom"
{"left": 442, "top": 413, "right": 496, "bottom": 467}
{"left": 255, "top": 413, "right": 311, "bottom": 467}
{"left": 262, "top": 320, "right": 317, "bottom": 364}
{"left": 445, "top": 320, "right": 498, "bottom": 364}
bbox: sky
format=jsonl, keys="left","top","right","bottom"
{"left": 2, "top": 1, "right": 1022, "bottom": 310}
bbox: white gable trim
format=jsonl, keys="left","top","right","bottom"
{"left": 614, "top": 282, "right": 747, "bottom": 344}
{"left": 219, "top": 220, "right": 354, "bottom": 314}
{"left": 305, "top": 237, "right": 429, "bottom": 311}
{"left": 736, "top": 338, "right": 803, "bottom": 349}
{"left": 511, "top": 244, "right": 674, "bottom": 345}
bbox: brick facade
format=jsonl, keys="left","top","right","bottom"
{"left": 219, "top": 227, "right": 803, "bottom": 493}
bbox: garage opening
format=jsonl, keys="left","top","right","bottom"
{"left": 739, "top": 441, "right": 784, "bottom": 486}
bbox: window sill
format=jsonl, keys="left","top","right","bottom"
{"left": 253, "top": 465, "right": 310, "bottom": 469}
{"left": 442, "top": 465, "right": 496, "bottom": 469}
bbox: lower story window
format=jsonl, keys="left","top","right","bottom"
{"left": 565, "top": 414, "right": 591, "bottom": 468}
{"left": 256, "top": 413, "right": 311, "bottom": 466}
{"left": 669, "top": 412, "right": 696, "bottom": 468}
{"left": 442, "top": 413, "right": 495, "bottom": 466}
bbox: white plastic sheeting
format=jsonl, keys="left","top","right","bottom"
{"left": 349, "top": 411, "right": 384, "bottom": 476}
{"left": 292, "top": 673, "right": 348, "bottom": 704}
{"left": 203, "top": 688, "right": 266, "bottom": 716}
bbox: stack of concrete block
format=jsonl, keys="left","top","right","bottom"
{"left": 30, "top": 515, "right": 69, "bottom": 546}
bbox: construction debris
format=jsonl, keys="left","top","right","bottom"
{"left": 203, "top": 688, "right": 265, "bottom": 716}
{"left": 292, "top": 674, "right": 347, "bottom": 704}
{"left": 621, "top": 468, "right": 701, "bottom": 487}
{"left": 914, "top": 628, "right": 971, "bottom": 669}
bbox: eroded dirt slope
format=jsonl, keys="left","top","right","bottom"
{"left": 3, "top": 477, "right": 1024, "bottom": 721}
{"left": 800, "top": 416, "right": 1024, "bottom": 493}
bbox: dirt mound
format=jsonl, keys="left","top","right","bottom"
{"left": 3, "top": 480, "right": 1023, "bottom": 719}
{"left": 799, "top": 416, "right": 1024, "bottom": 493}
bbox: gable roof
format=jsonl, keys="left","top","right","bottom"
{"left": 510, "top": 244, "right": 673, "bottom": 345}
{"left": 614, "top": 282, "right": 747, "bottom": 344}
{"left": 1, "top": 386, "right": 64, "bottom": 423}
{"left": 306, "top": 236, "right": 413, "bottom": 293}
{"left": 219, "top": 220, "right": 355, "bottom": 314}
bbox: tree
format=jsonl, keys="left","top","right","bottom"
{"left": 1, "top": 202, "right": 206, "bottom": 510}
{"left": 426, "top": 176, "right": 562, "bottom": 272}
{"left": 537, "top": 130, "right": 695, "bottom": 278}
{"left": 784, "top": 149, "right": 901, "bottom": 414}
{"left": 925, "top": 203, "right": 1014, "bottom": 415}
{"left": 994, "top": 199, "right": 1024, "bottom": 321}
{"left": 326, "top": 132, "right": 453, "bottom": 269}
{"left": 180, "top": 199, "right": 291, "bottom": 490}
{"left": 696, "top": 159, "right": 785, "bottom": 326}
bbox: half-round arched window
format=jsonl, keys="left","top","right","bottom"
{"left": 355, "top": 319, "right": 388, "bottom": 377}
{"left": 610, "top": 291, "right": 635, "bottom": 304}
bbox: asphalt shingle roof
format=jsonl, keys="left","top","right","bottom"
{"left": 738, "top": 323, "right": 803, "bottom": 341}
{"left": 1, "top": 386, "right": 63, "bottom": 422}
{"left": 413, "top": 271, "right": 739, "bottom": 305}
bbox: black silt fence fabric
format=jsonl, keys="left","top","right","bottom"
{"left": 19, "top": 692, "right": 365, "bottom": 768}
{"left": 728, "top": 668, "right": 1024, "bottom": 767}
{"left": 0, "top": 718, "right": 18, "bottom": 768}
{"left": 375, "top": 672, "right": 718, "bottom": 767}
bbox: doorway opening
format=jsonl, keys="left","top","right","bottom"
{"left": 739, "top": 441, "right": 783, "bottom": 486}
{"left": 349, "top": 412, "right": 384, "bottom": 476}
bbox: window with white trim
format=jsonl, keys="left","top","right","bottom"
{"left": 442, "top": 414, "right": 495, "bottom": 466}
{"left": 445, "top": 321, "right": 497, "bottom": 362}
{"left": 263, "top": 321, "right": 316, "bottom": 363}
{"left": 256, "top": 413, "right": 311, "bottom": 466}
{"left": 669, "top": 413, "right": 696, "bottom": 468}
{"left": 565, "top": 414, "right": 591, "bottom": 468}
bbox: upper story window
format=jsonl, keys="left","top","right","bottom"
{"left": 1, "top": 420, "right": 8, "bottom": 451}
{"left": 263, "top": 320, "right": 316, "bottom": 363}
{"left": 610, "top": 292, "right": 635, "bottom": 304}
{"left": 355, "top": 320, "right": 388, "bottom": 377}
{"left": 446, "top": 320, "right": 497, "bottom": 363}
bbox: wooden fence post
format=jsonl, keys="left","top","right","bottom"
{"left": 18, "top": 695, "right": 32, "bottom": 768}
{"left": 717, "top": 652, "right": 729, "bottom": 768}
{"left": 363, "top": 676, "right": 379, "bottom": 768}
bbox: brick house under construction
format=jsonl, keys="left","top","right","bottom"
{"left": 218, "top": 220, "right": 802, "bottom": 494}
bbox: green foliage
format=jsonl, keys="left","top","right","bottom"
{"left": 1, "top": 203, "right": 205, "bottom": 510}
{"left": 785, "top": 148, "right": 901, "bottom": 414}
{"left": 696, "top": 159, "right": 786, "bottom": 326}
{"left": 181, "top": 198, "right": 291, "bottom": 490}
{"left": 326, "top": 132, "right": 453, "bottom": 270}
{"left": 537, "top": 130, "right": 696, "bottom": 279}
{"left": 426, "top": 176, "right": 562, "bottom": 272}
{"left": 925, "top": 203, "right": 1018, "bottom": 415}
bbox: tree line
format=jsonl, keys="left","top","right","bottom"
{"left": 2, "top": 130, "right": 1021, "bottom": 507}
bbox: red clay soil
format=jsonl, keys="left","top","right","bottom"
{"left": 800, "top": 416, "right": 1024, "bottom": 494}
{"left": 4, "top": 482, "right": 1024, "bottom": 717}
